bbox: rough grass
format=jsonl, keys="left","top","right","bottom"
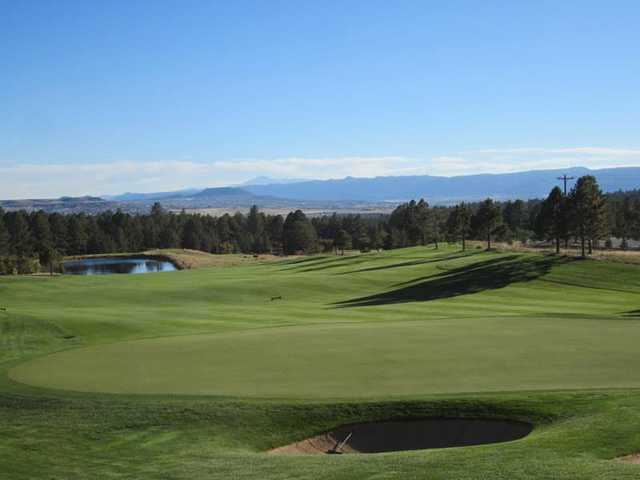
{"left": 3, "top": 245, "right": 640, "bottom": 478}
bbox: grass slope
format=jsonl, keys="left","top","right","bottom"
{"left": 2, "top": 246, "right": 640, "bottom": 479}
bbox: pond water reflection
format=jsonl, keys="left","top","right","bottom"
{"left": 63, "top": 257, "right": 177, "bottom": 275}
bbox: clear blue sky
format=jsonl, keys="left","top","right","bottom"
{"left": 1, "top": 0, "right": 639, "bottom": 197}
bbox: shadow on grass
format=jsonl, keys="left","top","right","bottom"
{"left": 284, "top": 254, "right": 378, "bottom": 273}
{"left": 623, "top": 310, "right": 640, "bottom": 317}
{"left": 277, "top": 256, "right": 332, "bottom": 268}
{"left": 334, "top": 254, "right": 570, "bottom": 308}
{"left": 338, "top": 250, "right": 481, "bottom": 275}
{"left": 283, "top": 247, "right": 463, "bottom": 274}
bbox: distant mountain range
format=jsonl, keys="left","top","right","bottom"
{"left": 238, "top": 176, "right": 306, "bottom": 186}
{"left": 2, "top": 166, "right": 638, "bottom": 214}
{"left": 244, "top": 167, "right": 640, "bottom": 203}
{"left": 103, "top": 188, "right": 202, "bottom": 202}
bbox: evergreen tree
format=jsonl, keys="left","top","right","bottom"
{"left": 31, "top": 210, "right": 54, "bottom": 264}
{"left": 49, "top": 213, "right": 69, "bottom": 255}
{"left": 247, "top": 205, "right": 267, "bottom": 252}
{"left": 0, "top": 210, "right": 9, "bottom": 256}
{"left": 8, "top": 211, "right": 34, "bottom": 257}
{"left": 327, "top": 213, "right": 341, "bottom": 241}
{"left": 266, "top": 215, "right": 284, "bottom": 255}
{"left": 370, "top": 225, "right": 387, "bottom": 252}
{"left": 389, "top": 199, "right": 431, "bottom": 246}
{"left": 67, "top": 215, "right": 88, "bottom": 254}
{"left": 447, "top": 203, "right": 472, "bottom": 250}
{"left": 159, "top": 219, "right": 180, "bottom": 249}
{"left": 633, "top": 199, "right": 640, "bottom": 241}
{"left": 182, "top": 218, "right": 204, "bottom": 250}
{"left": 216, "top": 215, "right": 234, "bottom": 253}
{"left": 569, "top": 176, "right": 608, "bottom": 257}
{"left": 348, "top": 215, "right": 370, "bottom": 251}
{"left": 613, "top": 197, "right": 637, "bottom": 249}
{"left": 39, "top": 246, "right": 61, "bottom": 275}
{"left": 333, "top": 229, "right": 352, "bottom": 255}
{"left": 535, "top": 186, "right": 567, "bottom": 253}
{"left": 474, "top": 199, "right": 502, "bottom": 249}
{"left": 283, "top": 210, "right": 317, "bottom": 254}
{"left": 503, "top": 200, "right": 526, "bottom": 233}
{"left": 142, "top": 216, "right": 159, "bottom": 249}
{"left": 150, "top": 202, "right": 165, "bottom": 217}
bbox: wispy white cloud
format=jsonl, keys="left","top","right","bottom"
{"left": 0, "top": 157, "right": 426, "bottom": 199}
{"left": 472, "top": 147, "right": 640, "bottom": 157}
{"left": 1, "top": 147, "right": 638, "bottom": 199}
{"left": 443, "top": 147, "right": 640, "bottom": 176}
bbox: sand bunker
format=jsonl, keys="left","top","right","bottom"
{"left": 269, "top": 418, "right": 532, "bottom": 455}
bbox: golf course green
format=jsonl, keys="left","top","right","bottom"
{"left": 3, "top": 245, "right": 640, "bottom": 479}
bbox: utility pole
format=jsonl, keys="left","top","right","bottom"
{"left": 557, "top": 174, "right": 575, "bottom": 196}
{"left": 557, "top": 174, "right": 575, "bottom": 252}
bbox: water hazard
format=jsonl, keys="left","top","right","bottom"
{"left": 63, "top": 257, "right": 177, "bottom": 275}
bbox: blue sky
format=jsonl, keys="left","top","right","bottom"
{"left": 1, "top": 0, "right": 639, "bottom": 198}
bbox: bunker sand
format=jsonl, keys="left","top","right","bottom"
{"left": 269, "top": 418, "right": 533, "bottom": 454}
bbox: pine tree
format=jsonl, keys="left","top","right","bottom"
{"left": 283, "top": 210, "right": 317, "bottom": 254}
{"left": 8, "top": 211, "right": 34, "bottom": 257}
{"left": 66, "top": 215, "right": 88, "bottom": 255}
{"left": 31, "top": 210, "right": 54, "bottom": 264}
{"left": 49, "top": 213, "right": 69, "bottom": 255}
{"left": 247, "top": 205, "right": 267, "bottom": 252}
{"left": 0, "top": 210, "right": 9, "bottom": 256}
{"left": 266, "top": 215, "right": 284, "bottom": 255}
{"left": 370, "top": 226, "right": 387, "bottom": 252}
{"left": 182, "top": 218, "right": 204, "bottom": 250}
{"left": 535, "top": 186, "right": 567, "bottom": 254}
{"left": 613, "top": 197, "right": 637, "bottom": 249}
{"left": 389, "top": 199, "right": 431, "bottom": 246}
{"left": 633, "top": 199, "right": 640, "bottom": 241}
{"left": 474, "top": 199, "right": 502, "bottom": 250}
{"left": 569, "top": 175, "right": 608, "bottom": 257}
{"left": 447, "top": 203, "right": 472, "bottom": 250}
{"left": 503, "top": 200, "right": 526, "bottom": 233}
{"left": 334, "top": 229, "right": 352, "bottom": 255}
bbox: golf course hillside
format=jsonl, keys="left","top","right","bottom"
{"left": 3, "top": 245, "right": 640, "bottom": 479}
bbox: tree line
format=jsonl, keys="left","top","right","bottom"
{"left": 0, "top": 175, "right": 638, "bottom": 274}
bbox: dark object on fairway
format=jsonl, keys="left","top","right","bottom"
{"left": 270, "top": 296, "right": 283, "bottom": 301}
{"left": 0, "top": 307, "right": 6, "bottom": 312}
{"left": 269, "top": 418, "right": 532, "bottom": 455}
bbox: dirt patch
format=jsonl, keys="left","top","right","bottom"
{"left": 618, "top": 453, "right": 640, "bottom": 464}
{"left": 269, "top": 418, "right": 533, "bottom": 455}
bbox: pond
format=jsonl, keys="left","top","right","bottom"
{"left": 63, "top": 257, "right": 177, "bottom": 275}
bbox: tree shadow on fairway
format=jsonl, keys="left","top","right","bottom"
{"left": 338, "top": 250, "right": 481, "bottom": 275}
{"left": 623, "top": 310, "right": 640, "bottom": 318}
{"left": 334, "top": 254, "right": 570, "bottom": 308}
{"left": 285, "top": 254, "right": 378, "bottom": 273}
{"left": 277, "top": 256, "right": 332, "bottom": 268}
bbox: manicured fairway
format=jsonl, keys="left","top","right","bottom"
{"left": 3, "top": 245, "right": 640, "bottom": 479}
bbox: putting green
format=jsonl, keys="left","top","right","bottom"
{"left": 11, "top": 316, "right": 640, "bottom": 398}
